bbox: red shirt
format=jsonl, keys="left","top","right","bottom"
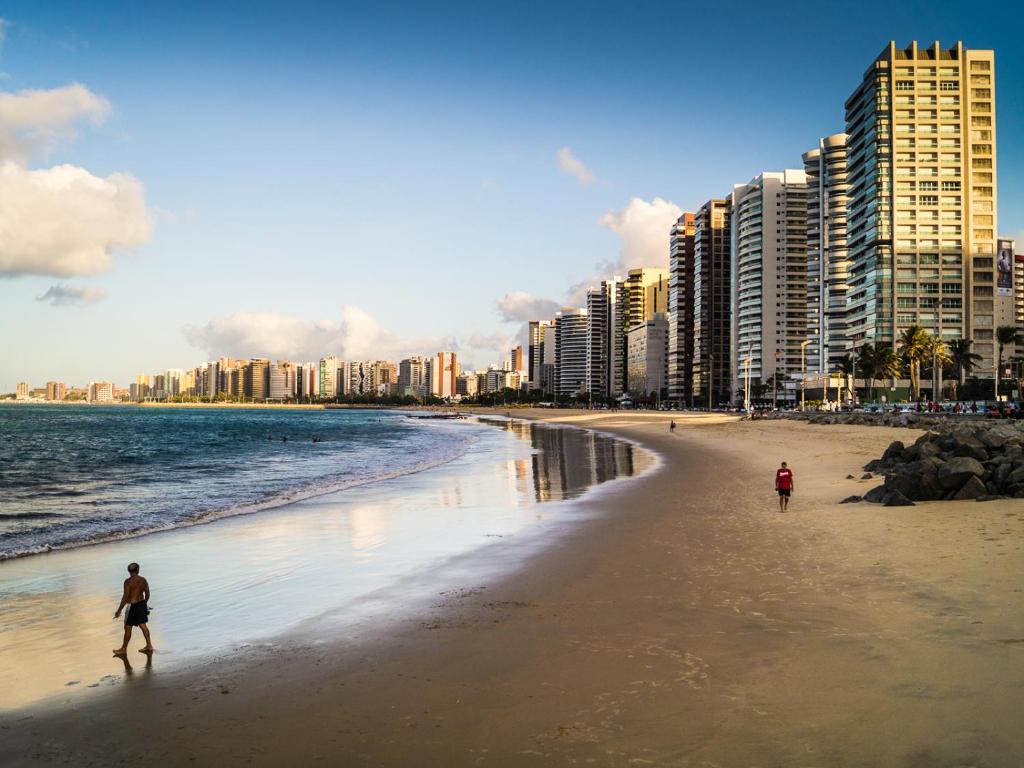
{"left": 776, "top": 468, "right": 793, "bottom": 490}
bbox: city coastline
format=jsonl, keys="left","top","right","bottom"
{"left": 5, "top": 411, "right": 1023, "bottom": 766}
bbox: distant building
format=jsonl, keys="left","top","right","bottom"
{"left": 510, "top": 345, "right": 524, "bottom": 374}
{"left": 456, "top": 372, "right": 479, "bottom": 397}
{"left": 554, "top": 308, "right": 588, "bottom": 398}
{"left": 667, "top": 212, "right": 696, "bottom": 404}
{"left": 244, "top": 359, "right": 269, "bottom": 401}
{"left": 627, "top": 313, "right": 669, "bottom": 400}
{"left": 692, "top": 198, "right": 732, "bottom": 407}
{"left": 399, "top": 356, "right": 428, "bottom": 397}
{"left": 88, "top": 381, "right": 114, "bottom": 403}
{"left": 428, "top": 352, "right": 458, "bottom": 399}
{"left": 15, "top": 382, "right": 29, "bottom": 400}
{"left": 318, "top": 356, "right": 338, "bottom": 398}
{"left": 46, "top": 381, "right": 66, "bottom": 401}
{"left": 1013, "top": 246, "right": 1024, "bottom": 333}
{"left": 269, "top": 361, "right": 296, "bottom": 401}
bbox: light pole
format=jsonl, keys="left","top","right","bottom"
{"left": 707, "top": 352, "right": 715, "bottom": 413}
{"left": 800, "top": 339, "right": 812, "bottom": 412}
{"left": 743, "top": 352, "right": 753, "bottom": 413}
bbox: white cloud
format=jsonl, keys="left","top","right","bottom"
{"left": 0, "top": 162, "right": 153, "bottom": 277}
{"left": 0, "top": 83, "right": 110, "bottom": 162}
{"left": 36, "top": 283, "right": 106, "bottom": 306}
{"left": 496, "top": 291, "right": 560, "bottom": 323}
{"left": 598, "top": 196, "right": 682, "bottom": 272}
{"left": 557, "top": 146, "right": 597, "bottom": 186}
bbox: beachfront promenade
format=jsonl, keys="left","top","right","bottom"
{"left": 3, "top": 411, "right": 1023, "bottom": 766}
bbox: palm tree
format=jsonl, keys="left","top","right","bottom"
{"left": 897, "top": 325, "right": 930, "bottom": 401}
{"left": 922, "top": 334, "right": 953, "bottom": 400}
{"left": 947, "top": 338, "right": 981, "bottom": 400}
{"left": 835, "top": 352, "right": 856, "bottom": 404}
{"left": 874, "top": 345, "right": 903, "bottom": 401}
{"left": 857, "top": 343, "right": 878, "bottom": 401}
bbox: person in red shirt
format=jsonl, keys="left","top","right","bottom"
{"left": 775, "top": 461, "right": 794, "bottom": 512}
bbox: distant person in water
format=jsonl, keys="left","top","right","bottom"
{"left": 775, "top": 461, "right": 794, "bottom": 513}
{"left": 113, "top": 562, "right": 152, "bottom": 655}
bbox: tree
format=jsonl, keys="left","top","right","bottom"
{"left": 922, "top": 334, "right": 952, "bottom": 400}
{"left": 897, "top": 325, "right": 930, "bottom": 401}
{"left": 857, "top": 343, "right": 878, "bottom": 401}
{"left": 947, "top": 338, "right": 981, "bottom": 400}
{"left": 996, "top": 325, "right": 1023, "bottom": 399}
{"left": 873, "top": 344, "right": 903, "bottom": 400}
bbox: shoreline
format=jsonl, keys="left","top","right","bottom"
{"left": 4, "top": 411, "right": 1024, "bottom": 765}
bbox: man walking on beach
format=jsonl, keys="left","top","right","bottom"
{"left": 775, "top": 461, "right": 793, "bottom": 513}
{"left": 113, "top": 562, "right": 153, "bottom": 655}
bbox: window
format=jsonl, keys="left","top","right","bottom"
{"left": 940, "top": 181, "right": 961, "bottom": 191}
{"left": 972, "top": 88, "right": 991, "bottom": 98}
{"left": 971, "top": 115, "right": 991, "bottom": 127}
{"left": 969, "top": 61, "right": 990, "bottom": 72}
{"left": 920, "top": 195, "right": 938, "bottom": 205}
{"left": 895, "top": 80, "right": 914, "bottom": 91}
{"left": 940, "top": 81, "right": 959, "bottom": 91}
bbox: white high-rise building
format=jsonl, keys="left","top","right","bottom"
{"left": 731, "top": 170, "right": 809, "bottom": 397}
{"left": 554, "top": 308, "right": 588, "bottom": 398}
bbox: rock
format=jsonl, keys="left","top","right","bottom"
{"left": 846, "top": 474, "right": 855, "bottom": 479}
{"left": 919, "top": 441, "right": 941, "bottom": 459}
{"left": 937, "top": 456, "right": 986, "bottom": 490}
{"left": 839, "top": 495, "right": 863, "bottom": 504}
{"left": 953, "top": 441, "right": 989, "bottom": 462}
{"left": 882, "top": 440, "right": 905, "bottom": 461}
{"left": 952, "top": 475, "right": 987, "bottom": 500}
{"left": 860, "top": 472, "right": 873, "bottom": 480}
{"left": 1005, "top": 466, "right": 1024, "bottom": 487}
{"left": 995, "top": 462, "right": 1013, "bottom": 488}
{"left": 864, "top": 485, "right": 889, "bottom": 503}
{"left": 884, "top": 490, "right": 915, "bottom": 506}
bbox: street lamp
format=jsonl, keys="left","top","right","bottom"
{"left": 743, "top": 352, "right": 753, "bottom": 414}
{"left": 800, "top": 339, "right": 812, "bottom": 412}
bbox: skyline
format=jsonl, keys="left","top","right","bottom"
{"left": 3, "top": 2, "right": 1024, "bottom": 387}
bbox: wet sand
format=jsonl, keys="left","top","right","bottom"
{"left": 4, "top": 411, "right": 1024, "bottom": 766}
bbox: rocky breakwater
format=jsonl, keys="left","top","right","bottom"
{"left": 846, "top": 423, "right": 1024, "bottom": 507}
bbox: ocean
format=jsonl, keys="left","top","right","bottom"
{"left": 0, "top": 405, "right": 474, "bottom": 560}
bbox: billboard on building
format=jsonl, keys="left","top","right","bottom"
{"left": 997, "top": 238, "right": 1014, "bottom": 297}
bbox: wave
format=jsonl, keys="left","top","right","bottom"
{"left": 0, "top": 511, "right": 64, "bottom": 520}
{"left": 0, "top": 429, "right": 477, "bottom": 562}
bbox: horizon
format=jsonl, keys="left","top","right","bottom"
{"left": 2, "top": 0, "right": 1024, "bottom": 388}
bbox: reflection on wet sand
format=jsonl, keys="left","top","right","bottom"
{"left": 479, "top": 418, "right": 641, "bottom": 502}
{"left": 0, "top": 419, "right": 650, "bottom": 712}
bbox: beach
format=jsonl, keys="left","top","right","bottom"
{"left": 4, "top": 411, "right": 1024, "bottom": 766}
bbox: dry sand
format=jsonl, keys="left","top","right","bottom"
{"left": 3, "top": 411, "right": 1024, "bottom": 766}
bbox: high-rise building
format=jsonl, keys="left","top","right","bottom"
{"left": 456, "top": 372, "right": 479, "bottom": 397}
{"left": 845, "top": 41, "right": 1001, "bottom": 371}
{"left": 46, "top": 381, "right": 66, "bottom": 401}
{"left": 803, "top": 134, "right": 850, "bottom": 373}
{"left": 554, "top": 308, "right": 588, "bottom": 398}
{"left": 269, "top": 361, "right": 295, "bottom": 401}
{"left": 510, "top": 345, "right": 524, "bottom": 374}
{"left": 15, "top": 382, "right": 29, "bottom": 400}
{"left": 668, "top": 212, "right": 696, "bottom": 403}
{"left": 527, "top": 321, "right": 551, "bottom": 391}
{"left": 627, "top": 312, "right": 669, "bottom": 400}
{"left": 318, "top": 356, "right": 338, "bottom": 398}
{"left": 586, "top": 287, "right": 610, "bottom": 398}
{"left": 731, "top": 170, "right": 809, "bottom": 396}
{"left": 1009, "top": 241, "right": 1024, "bottom": 332}
{"left": 244, "top": 359, "right": 269, "bottom": 401}
{"left": 692, "top": 198, "right": 732, "bottom": 406}
{"left": 399, "top": 356, "right": 429, "bottom": 398}
{"left": 429, "top": 352, "right": 458, "bottom": 399}
{"left": 87, "top": 381, "right": 113, "bottom": 403}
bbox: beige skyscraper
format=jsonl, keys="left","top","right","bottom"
{"left": 845, "top": 41, "right": 1001, "bottom": 371}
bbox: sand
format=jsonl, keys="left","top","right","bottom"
{"left": 3, "top": 411, "right": 1024, "bottom": 766}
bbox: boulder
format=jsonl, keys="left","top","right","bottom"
{"left": 882, "top": 440, "right": 905, "bottom": 461}
{"left": 952, "top": 475, "right": 987, "bottom": 500}
{"left": 1006, "top": 466, "right": 1024, "bottom": 487}
{"left": 883, "top": 490, "right": 915, "bottom": 507}
{"left": 846, "top": 474, "right": 856, "bottom": 480}
{"left": 937, "top": 456, "right": 986, "bottom": 490}
{"left": 861, "top": 472, "right": 873, "bottom": 480}
{"left": 953, "top": 441, "right": 989, "bottom": 462}
{"left": 839, "top": 495, "right": 863, "bottom": 504}
{"left": 864, "top": 485, "right": 889, "bottom": 503}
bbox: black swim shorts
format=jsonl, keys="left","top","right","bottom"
{"left": 125, "top": 601, "right": 150, "bottom": 626}
{"left": 777, "top": 488, "right": 791, "bottom": 497}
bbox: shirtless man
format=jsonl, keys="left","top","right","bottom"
{"left": 113, "top": 562, "right": 153, "bottom": 655}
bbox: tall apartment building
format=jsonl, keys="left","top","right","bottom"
{"left": 244, "top": 358, "right": 269, "bottom": 401}
{"left": 1008, "top": 240, "right": 1024, "bottom": 332}
{"left": 46, "top": 381, "right": 66, "bottom": 401}
{"left": 845, "top": 41, "right": 1002, "bottom": 371}
{"left": 667, "top": 212, "right": 696, "bottom": 403}
{"left": 527, "top": 320, "right": 551, "bottom": 391}
{"left": 510, "top": 345, "right": 524, "bottom": 373}
{"left": 15, "top": 382, "right": 29, "bottom": 399}
{"left": 318, "top": 356, "right": 338, "bottom": 398}
{"left": 586, "top": 287, "right": 610, "bottom": 398}
{"left": 398, "top": 356, "right": 428, "bottom": 397}
{"left": 554, "top": 308, "right": 588, "bottom": 397}
{"left": 731, "top": 170, "right": 809, "bottom": 396}
{"left": 803, "top": 134, "right": 850, "bottom": 374}
{"left": 428, "top": 352, "right": 458, "bottom": 399}
{"left": 691, "top": 198, "right": 732, "bottom": 406}
{"left": 87, "top": 381, "right": 113, "bottom": 403}
{"left": 626, "top": 313, "right": 669, "bottom": 399}
{"left": 269, "top": 361, "right": 295, "bottom": 400}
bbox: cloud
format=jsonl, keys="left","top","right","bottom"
{"left": 36, "top": 283, "right": 106, "bottom": 306}
{"left": 184, "top": 306, "right": 454, "bottom": 363}
{"left": 557, "top": 146, "right": 597, "bottom": 186}
{"left": 0, "top": 162, "right": 153, "bottom": 277}
{"left": 496, "top": 291, "right": 560, "bottom": 323}
{"left": 598, "top": 196, "right": 682, "bottom": 273}
{"left": 0, "top": 83, "right": 110, "bottom": 162}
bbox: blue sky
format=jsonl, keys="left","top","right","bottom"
{"left": 1, "top": 0, "right": 1023, "bottom": 387}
